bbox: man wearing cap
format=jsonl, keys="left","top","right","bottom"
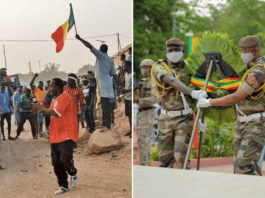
{"left": 197, "top": 35, "right": 265, "bottom": 175}
{"left": 152, "top": 38, "right": 208, "bottom": 169}
{"left": 134, "top": 59, "right": 159, "bottom": 166}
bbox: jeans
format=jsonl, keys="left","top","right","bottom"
{"left": 51, "top": 139, "right": 77, "bottom": 189}
{"left": 101, "top": 97, "right": 111, "bottom": 128}
{"left": 14, "top": 110, "right": 20, "bottom": 126}
{"left": 17, "top": 112, "right": 37, "bottom": 137}
{"left": 258, "top": 146, "right": 265, "bottom": 168}
{"left": 37, "top": 112, "right": 44, "bottom": 132}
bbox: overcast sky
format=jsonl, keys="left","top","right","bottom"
{"left": 0, "top": 0, "right": 132, "bottom": 75}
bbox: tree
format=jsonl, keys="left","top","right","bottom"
{"left": 134, "top": 0, "right": 211, "bottom": 79}
{"left": 207, "top": 0, "right": 265, "bottom": 54}
{"left": 77, "top": 64, "right": 95, "bottom": 77}
{"left": 43, "top": 63, "right": 60, "bottom": 73}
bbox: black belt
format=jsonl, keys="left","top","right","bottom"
{"left": 138, "top": 107, "right": 154, "bottom": 112}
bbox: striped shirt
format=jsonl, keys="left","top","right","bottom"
{"left": 63, "top": 86, "right": 84, "bottom": 114}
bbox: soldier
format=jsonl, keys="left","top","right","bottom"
{"left": 197, "top": 35, "right": 265, "bottom": 175}
{"left": 134, "top": 59, "right": 159, "bottom": 166}
{"left": 152, "top": 38, "right": 208, "bottom": 169}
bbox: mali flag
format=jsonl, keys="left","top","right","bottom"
{"left": 51, "top": 4, "right": 75, "bottom": 53}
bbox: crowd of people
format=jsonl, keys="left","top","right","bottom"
{"left": 0, "top": 35, "right": 133, "bottom": 195}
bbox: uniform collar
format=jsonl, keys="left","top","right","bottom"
{"left": 247, "top": 56, "right": 265, "bottom": 69}
{"left": 142, "top": 76, "right": 151, "bottom": 81}
{"left": 167, "top": 60, "right": 185, "bottom": 69}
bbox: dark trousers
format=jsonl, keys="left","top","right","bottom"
{"left": 45, "top": 116, "right": 50, "bottom": 129}
{"left": 1, "top": 113, "right": 11, "bottom": 137}
{"left": 101, "top": 97, "right": 111, "bottom": 128}
{"left": 84, "top": 104, "right": 95, "bottom": 131}
{"left": 17, "top": 112, "right": 36, "bottom": 137}
{"left": 51, "top": 139, "right": 77, "bottom": 189}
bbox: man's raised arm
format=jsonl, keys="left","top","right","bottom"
{"left": 30, "top": 73, "right": 38, "bottom": 90}
{"left": 76, "top": 34, "right": 93, "bottom": 49}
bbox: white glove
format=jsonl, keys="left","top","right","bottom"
{"left": 191, "top": 90, "right": 208, "bottom": 99}
{"left": 198, "top": 119, "right": 207, "bottom": 132}
{"left": 197, "top": 98, "right": 212, "bottom": 108}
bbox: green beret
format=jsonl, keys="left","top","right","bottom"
{"left": 166, "top": 38, "right": 185, "bottom": 46}
{"left": 238, "top": 35, "right": 260, "bottom": 48}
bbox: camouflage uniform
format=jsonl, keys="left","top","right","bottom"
{"left": 154, "top": 59, "right": 194, "bottom": 169}
{"left": 234, "top": 56, "right": 265, "bottom": 175}
{"left": 136, "top": 59, "right": 158, "bottom": 166}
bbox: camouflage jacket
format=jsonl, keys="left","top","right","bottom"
{"left": 153, "top": 59, "right": 194, "bottom": 111}
{"left": 238, "top": 56, "right": 265, "bottom": 115}
{"left": 138, "top": 77, "right": 159, "bottom": 108}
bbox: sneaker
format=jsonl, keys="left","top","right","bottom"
{"left": 8, "top": 136, "right": 16, "bottom": 141}
{"left": 111, "top": 123, "right": 115, "bottom": 128}
{"left": 0, "top": 165, "right": 6, "bottom": 170}
{"left": 70, "top": 175, "right": 77, "bottom": 187}
{"left": 99, "top": 126, "right": 110, "bottom": 132}
{"left": 124, "top": 131, "right": 131, "bottom": 136}
{"left": 73, "top": 149, "right": 80, "bottom": 154}
{"left": 33, "top": 136, "right": 38, "bottom": 140}
{"left": 54, "top": 187, "right": 68, "bottom": 195}
{"left": 2, "top": 137, "right": 6, "bottom": 141}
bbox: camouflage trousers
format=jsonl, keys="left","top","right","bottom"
{"left": 157, "top": 114, "right": 193, "bottom": 169}
{"left": 234, "top": 117, "right": 265, "bottom": 175}
{"left": 136, "top": 108, "right": 156, "bottom": 166}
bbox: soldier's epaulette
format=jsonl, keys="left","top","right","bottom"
{"left": 157, "top": 59, "right": 167, "bottom": 65}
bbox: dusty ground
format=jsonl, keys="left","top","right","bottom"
{"left": 0, "top": 109, "right": 132, "bottom": 198}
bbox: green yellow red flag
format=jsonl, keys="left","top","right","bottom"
{"left": 51, "top": 4, "right": 75, "bottom": 53}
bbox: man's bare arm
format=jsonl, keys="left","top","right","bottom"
{"left": 161, "top": 74, "right": 193, "bottom": 95}
{"left": 32, "top": 103, "right": 58, "bottom": 117}
{"left": 210, "top": 87, "right": 248, "bottom": 106}
{"left": 76, "top": 34, "right": 93, "bottom": 49}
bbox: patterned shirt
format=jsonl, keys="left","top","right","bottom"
{"left": 153, "top": 59, "right": 194, "bottom": 111}
{"left": 63, "top": 86, "right": 84, "bottom": 114}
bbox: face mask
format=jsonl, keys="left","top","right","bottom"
{"left": 167, "top": 51, "right": 183, "bottom": 63}
{"left": 141, "top": 68, "right": 151, "bottom": 78}
{"left": 241, "top": 52, "right": 254, "bottom": 64}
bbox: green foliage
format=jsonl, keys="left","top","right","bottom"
{"left": 201, "top": 118, "right": 234, "bottom": 158}
{"left": 184, "top": 31, "right": 246, "bottom": 78}
{"left": 184, "top": 31, "right": 243, "bottom": 123}
{"left": 134, "top": 0, "right": 211, "bottom": 80}
{"left": 151, "top": 145, "right": 159, "bottom": 161}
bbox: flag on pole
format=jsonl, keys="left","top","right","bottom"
{"left": 51, "top": 4, "right": 75, "bottom": 53}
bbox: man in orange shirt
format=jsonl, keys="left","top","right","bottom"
{"left": 63, "top": 74, "right": 84, "bottom": 127}
{"left": 33, "top": 78, "right": 78, "bottom": 195}
{"left": 30, "top": 73, "right": 45, "bottom": 134}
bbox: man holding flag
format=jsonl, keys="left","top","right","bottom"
{"left": 75, "top": 34, "right": 119, "bottom": 132}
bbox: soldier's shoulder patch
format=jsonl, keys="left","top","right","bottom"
{"left": 155, "top": 66, "right": 163, "bottom": 71}
{"left": 246, "top": 75, "right": 256, "bottom": 85}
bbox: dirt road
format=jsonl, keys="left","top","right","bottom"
{"left": 1, "top": 115, "right": 132, "bottom": 198}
